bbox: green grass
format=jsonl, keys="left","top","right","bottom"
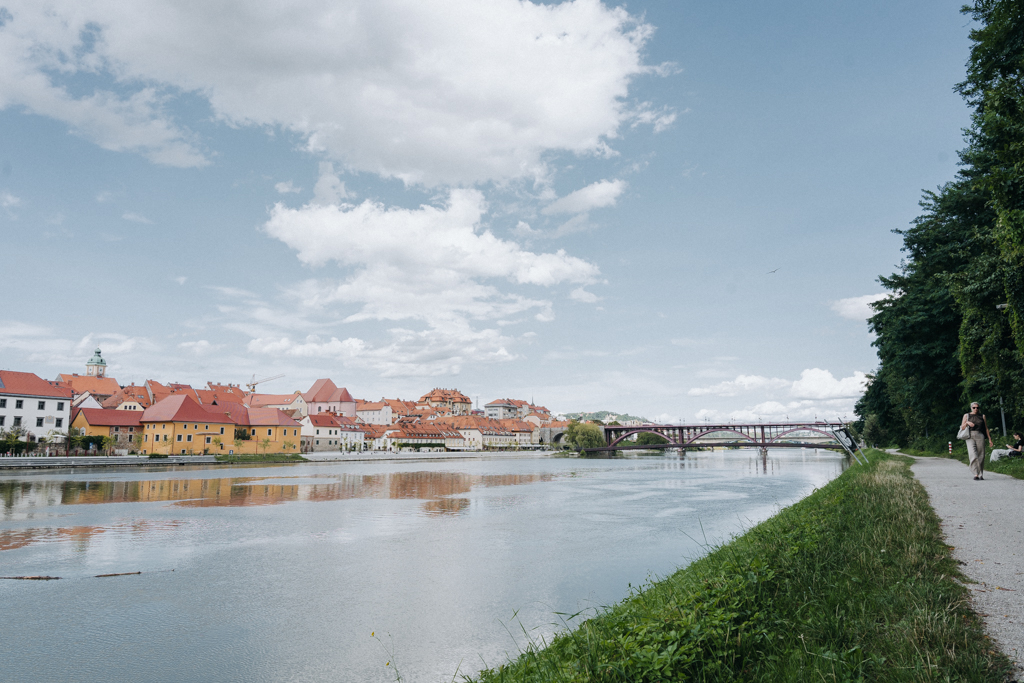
{"left": 468, "top": 451, "right": 1012, "bottom": 682}
{"left": 899, "top": 435, "right": 1024, "bottom": 480}
{"left": 213, "top": 453, "right": 308, "bottom": 464}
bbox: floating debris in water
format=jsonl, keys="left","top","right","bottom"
{"left": 0, "top": 575, "right": 60, "bottom": 580}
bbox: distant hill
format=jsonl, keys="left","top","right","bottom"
{"left": 562, "top": 410, "right": 648, "bottom": 424}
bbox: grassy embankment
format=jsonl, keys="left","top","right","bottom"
{"left": 469, "top": 450, "right": 1011, "bottom": 682}
{"left": 899, "top": 434, "right": 1024, "bottom": 480}
{"left": 213, "top": 453, "right": 308, "bottom": 464}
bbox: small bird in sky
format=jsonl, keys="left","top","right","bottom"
{"left": 766, "top": 268, "right": 780, "bottom": 274}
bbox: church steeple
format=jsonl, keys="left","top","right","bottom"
{"left": 86, "top": 348, "right": 107, "bottom": 377}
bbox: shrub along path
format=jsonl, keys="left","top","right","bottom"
{"left": 900, "top": 451, "right": 1024, "bottom": 677}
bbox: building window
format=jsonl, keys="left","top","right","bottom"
{"left": 267, "top": 429, "right": 272, "bottom": 436}
{"left": 205, "top": 436, "right": 211, "bottom": 444}
{"left": 181, "top": 450, "right": 186, "bottom": 455}
{"left": 177, "top": 434, "right": 183, "bottom": 442}
{"left": 187, "top": 435, "right": 193, "bottom": 442}
{"left": 38, "top": 401, "right": 46, "bottom": 410}
{"left": 113, "top": 426, "right": 120, "bottom": 433}
{"left": 13, "top": 417, "right": 22, "bottom": 427}
{"left": 144, "top": 435, "right": 148, "bottom": 442}
{"left": 0, "top": 399, "right": 5, "bottom": 408}
{"left": 15, "top": 400, "right": 23, "bottom": 409}
{"left": 0, "top": 417, "right": 4, "bottom": 426}
{"left": 251, "top": 428, "right": 256, "bottom": 435}
{"left": 316, "top": 429, "right": 320, "bottom": 435}
{"left": 57, "top": 402, "right": 64, "bottom": 411}
{"left": 220, "top": 427, "right": 224, "bottom": 434}
{"left": 36, "top": 418, "right": 44, "bottom": 428}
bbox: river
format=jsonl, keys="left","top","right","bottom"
{"left": 0, "top": 449, "right": 844, "bottom": 682}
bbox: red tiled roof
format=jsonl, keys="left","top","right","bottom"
{"left": 303, "top": 379, "right": 355, "bottom": 404}
{"left": 246, "top": 407, "right": 300, "bottom": 427}
{"left": 307, "top": 414, "right": 339, "bottom": 427}
{"left": 56, "top": 373, "right": 121, "bottom": 397}
{"left": 0, "top": 371, "right": 73, "bottom": 399}
{"left": 245, "top": 393, "right": 303, "bottom": 408}
{"left": 142, "top": 395, "right": 233, "bottom": 424}
{"left": 102, "top": 385, "right": 152, "bottom": 409}
{"left": 76, "top": 408, "right": 143, "bottom": 427}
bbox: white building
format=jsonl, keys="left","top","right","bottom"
{"left": 0, "top": 371, "right": 74, "bottom": 442}
{"left": 300, "top": 413, "right": 365, "bottom": 451}
{"left": 356, "top": 400, "right": 393, "bottom": 425}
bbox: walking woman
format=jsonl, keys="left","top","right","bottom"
{"left": 960, "top": 402, "right": 994, "bottom": 480}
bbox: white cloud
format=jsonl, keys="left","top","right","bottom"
{"left": 0, "top": 8, "right": 207, "bottom": 168}
{"left": 0, "top": 0, "right": 663, "bottom": 185}
{"left": 249, "top": 324, "right": 516, "bottom": 377}
{"left": 1, "top": 191, "right": 21, "bottom": 208}
{"left": 174, "top": 276, "right": 187, "bottom": 285}
{"left": 0, "top": 322, "right": 156, "bottom": 368}
{"left": 122, "top": 212, "right": 153, "bottom": 224}
{"left": 688, "top": 375, "right": 790, "bottom": 397}
{"left": 274, "top": 180, "right": 301, "bottom": 194}
{"left": 790, "top": 368, "right": 867, "bottom": 399}
{"left": 830, "top": 293, "right": 888, "bottom": 320}
{"left": 569, "top": 287, "right": 600, "bottom": 303}
{"left": 265, "top": 189, "right": 599, "bottom": 325}
{"left": 542, "top": 179, "right": 626, "bottom": 215}
{"left": 691, "top": 368, "right": 868, "bottom": 422}
{"left": 178, "top": 340, "right": 222, "bottom": 355}
{"left": 96, "top": 191, "right": 113, "bottom": 203}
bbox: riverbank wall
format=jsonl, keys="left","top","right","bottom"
{"left": 0, "top": 449, "right": 561, "bottom": 469}
{"left": 470, "top": 450, "right": 1012, "bottom": 682}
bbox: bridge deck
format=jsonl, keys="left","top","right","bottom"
{"left": 598, "top": 421, "right": 856, "bottom": 456}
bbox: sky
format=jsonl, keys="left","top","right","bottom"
{"left": 0, "top": 0, "right": 974, "bottom": 422}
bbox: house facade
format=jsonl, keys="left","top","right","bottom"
{"left": 71, "top": 408, "right": 143, "bottom": 449}
{"left": 0, "top": 371, "right": 74, "bottom": 441}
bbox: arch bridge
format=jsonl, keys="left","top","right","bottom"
{"left": 596, "top": 421, "right": 860, "bottom": 459}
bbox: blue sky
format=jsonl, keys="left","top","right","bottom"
{"left": 0, "top": 0, "right": 972, "bottom": 421}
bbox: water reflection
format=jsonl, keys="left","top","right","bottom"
{"left": 0, "top": 471, "right": 553, "bottom": 520}
{"left": 0, "top": 519, "right": 182, "bottom": 552}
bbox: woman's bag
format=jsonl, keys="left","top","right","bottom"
{"left": 957, "top": 426, "right": 971, "bottom": 440}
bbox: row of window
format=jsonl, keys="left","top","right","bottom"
{"left": 142, "top": 424, "right": 298, "bottom": 437}
{"left": 0, "top": 417, "right": 63, "bottom": 428}
{"left": 0, "top": 399, "right": 65, "bottom": 411}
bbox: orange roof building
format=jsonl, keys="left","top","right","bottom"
{"left": 0, "top": 370, "right": 74, "bottom": 441}
{"left": 418, "top": 388, "right": 472, "bottom": 415}
{"left": 302, "top": 379, "right": 356, "bottom": 417}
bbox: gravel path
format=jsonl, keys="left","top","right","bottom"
{"left": 902, "top": 452, "right": 1024, "bottom": 675}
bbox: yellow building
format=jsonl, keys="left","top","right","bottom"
{"left": 71, "top": 408, "right": 143, "bottom": 449}
{"left": 140, "top": 395, "right": 301, "bottom": 455}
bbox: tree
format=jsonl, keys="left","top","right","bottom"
{"left": 635, "top": 431, "right": 669, "bottom": 446}
{"left": 282, "top": 440, "right": 294, "bottom": 452}
{"left": 572, "top": 423, "right": 605, "bottom": 451}
{"left": 259, "top": 437, "right": 271, "bottom": 455}
{"left": 211, "top": 436, "right": 222, "bottom": 453}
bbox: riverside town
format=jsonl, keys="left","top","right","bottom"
{"left": 0, "top": 348, "right": 590, "bottom": 456}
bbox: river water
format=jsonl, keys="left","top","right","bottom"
{"left": 0, "top": 450, "right": 844, "bottom": 683}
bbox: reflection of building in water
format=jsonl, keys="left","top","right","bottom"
{"left": 0, "top": 519, "right": 181, "bottom": 552}
{"left": 2, "top": 471, "right": 555, "bottom": 521}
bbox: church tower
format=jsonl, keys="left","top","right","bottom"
{"left": 86, "top": 348, "right": 107, "bottom": 377}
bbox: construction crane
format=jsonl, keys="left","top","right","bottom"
{"left": 246, "top": 373, "right": 285, "bottom": 393}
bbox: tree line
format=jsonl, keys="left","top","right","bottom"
{"left": 855, "top": 1, "right": 1024, "bottom": 448}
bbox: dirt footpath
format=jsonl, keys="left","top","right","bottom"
{"left": 904, "top": 453, "right": 1024, "bottom": 676}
